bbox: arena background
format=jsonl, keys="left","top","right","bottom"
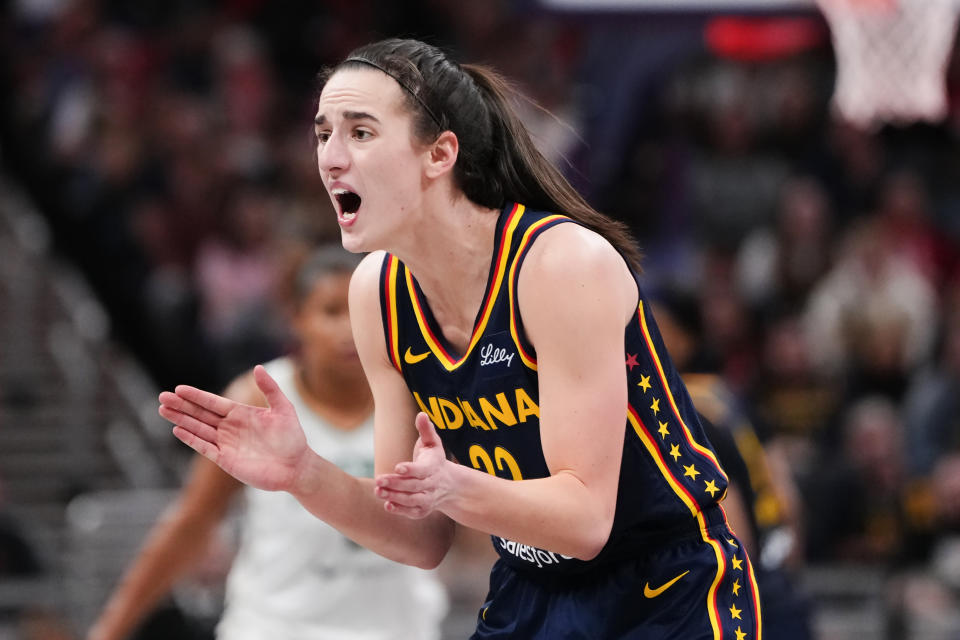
{"left": 1, "top": 0, "right": 959, "bottom": 638}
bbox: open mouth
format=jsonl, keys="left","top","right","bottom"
{"left": 332, "top": 188, "right": 362, "bottom": 220}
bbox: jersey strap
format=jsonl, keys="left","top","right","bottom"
{"left": 380, "top": 253, "right": 404, "bottom": 372}
{"left": 506, "top": 213, "right": 569, "bottom": 370}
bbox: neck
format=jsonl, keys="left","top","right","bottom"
{"left": 391, "top": 192, "right": 501, "bottom": 331}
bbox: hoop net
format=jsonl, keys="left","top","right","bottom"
{"left": 815, "top": 0, "right": 960, "bottom": 129}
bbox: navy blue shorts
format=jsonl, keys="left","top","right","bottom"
{"left": 471, "top": 509, "right": 762, "bottom": 639}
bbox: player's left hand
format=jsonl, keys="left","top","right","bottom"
{"left": 373, "top": 412, "right": 452, "bottom": 518}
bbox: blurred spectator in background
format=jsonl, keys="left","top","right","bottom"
{"left": 904, "top": 309, "right": 960, "bottom": 478}
{"left": 687, "top": 65, "right": 791, "bottom": 251}
{"left": 192, "top": 179, "right": 286, "bottom": 389}
{"left": 803, "top": 216, "right": 938, "bottom": 397}
{"left": 696, "top": 251, "right": 761, "bottom": 393}
{"left": 736, "top": 174, "right": 835, "bottom": 314}
{"left": 211, "top": 25, "right": 276, "bottom": 179}
{"left": 748, "top": 307, "right": 843, "bottom": 473}
{"left": 803, "top": 396, "right": 913, "bottom": 564}
{"left": 898, "top": 308, "right": 960, "bottom": 592}
{"left": 873, "top": 168, "right": 959, "bottom": 294}
{"left": 816, "top": 120, "right": 887, "bottom": 222}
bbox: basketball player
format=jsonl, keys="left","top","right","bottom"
{"left": 89, "top": 246, "right": 447, "bottom": 640}
{"left": 159, "top": 38, "right": 762, "bottom": 639}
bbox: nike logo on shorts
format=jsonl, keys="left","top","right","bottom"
{"left": 643, "top": 570, "right": 690, "bottom": 598}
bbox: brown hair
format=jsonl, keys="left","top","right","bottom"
{"left": 317, "top": 38, "right": 642, "bottom": 271}
{"left": 277, "top": 243, "right": 363, "bottom": 313}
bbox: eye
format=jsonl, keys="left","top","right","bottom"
{"left": 353, "top": 128, "right": 373, "bottom": 141}
{"left": 316, "top": 131, "right": 331, "bottom": 144}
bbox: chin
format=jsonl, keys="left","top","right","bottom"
{"left": 338, "top": 230, "right": 369, "bottom": 254}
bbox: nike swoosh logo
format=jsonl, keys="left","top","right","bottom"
{"left": 404, "top": 347, "right": 430, "bottom": 364}
{"left": 643, "top": 570, "right": 690, "bottom": 598}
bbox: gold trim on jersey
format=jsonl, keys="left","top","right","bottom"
{"left": 636, "top": 300, "right": 729, "bottom": 484}
{"left": 405, "top": 204, "right": 525, "bottom": 372}
{"left": 627, "top": 405, "right": 699, "bottom": 515}
{"left": 385, "top": 254, "right": 402, "bottom": 372}
{"left": 507, "top": 214, "right": 568, "bottom": 371}
{"left": 700, "top": 521, "right": 726, "bottom": 640}
{"left": 746, "top": 551, "right": 764, "bottom": 640}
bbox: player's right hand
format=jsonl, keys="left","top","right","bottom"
{"left": 159, "top": 364, "right": 309, "bottom": 492}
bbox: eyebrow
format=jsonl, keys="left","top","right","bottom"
{"left": 314, "top": 111, "right": 381, "bottom": 127}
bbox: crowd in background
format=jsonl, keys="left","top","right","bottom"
{"left": 2, "top": 0, "right": 960, "bottom": 634}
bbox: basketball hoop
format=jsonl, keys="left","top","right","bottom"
{"left": 815, "top": 0, "right": 960, "bottom": 130}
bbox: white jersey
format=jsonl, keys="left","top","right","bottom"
{"left": 216, "top": 357, "right": 448, "bottom": 640}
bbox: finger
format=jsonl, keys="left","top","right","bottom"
{"left": 376, "top": 485, "right": 426, "bottom": 508}
{"left": 374, "top": 485, "right": 413, "bottom": 504}
{"left": 376, "top": 474, "right": 430, "bottom": 493}
{"left": 172, "top": 425, "right": 220, "bottom": 461}
{"left": 171, "top": 385, "right": 234, "bottom": 417}
{"left": 414, "top": 412, "right": 441, "bottom": 446}
{"left": 383, "top": 500, "right": 429, "bottom": 519}
{"left": 373, "top": 483, "right": 432, "bottom": 519}
{"left": 160, "top": 391, "right": 229, "bottom": 427}
{"left": 391, "top": 459, "right": 435, "bottom": 480}
{"left": 253, "top": 365, "right": 292, "bottom": 411}
{"left": 158, "top": 405, "right": 220, "bottom": 443}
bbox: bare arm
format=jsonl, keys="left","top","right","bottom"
{"left": 375, "top": 226, "right": 637, "bottom": 560}
{"left": 159, "top": 252, "right": 454, "bottom": 568}
{"left": 287, "top": 251, "right": 455, "bottom": 566}
{"left": 87, "top": 374, "right": 258, "bottom": 640}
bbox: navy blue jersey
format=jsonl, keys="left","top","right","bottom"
{"left": 379, "top": 203, "right": 762, "bottom": 636}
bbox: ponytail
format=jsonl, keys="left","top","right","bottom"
{"left": 462, "top": 65, "right": 642, "bottom": 271}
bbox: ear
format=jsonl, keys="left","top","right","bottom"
{"left": 424, "top": 130, "right": 459, "bottom": 179}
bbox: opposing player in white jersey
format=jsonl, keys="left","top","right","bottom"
{"left": 88, "top": 245, "right": 447, "bottom": 640}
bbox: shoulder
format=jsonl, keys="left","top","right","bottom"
{"left": 517, "top": 222, "right": 637, "bottom": 329}
{"left": 521, "top": 222, "right": 632, "bottom": 289}
{"left": 348, "top": 251, "right": 388, "bottom": 318}
{"left": 348, "top": 251, "right": 391, "bottom": 355}
{"left": 349, "top": 250, "right": 388, "bottom": 293}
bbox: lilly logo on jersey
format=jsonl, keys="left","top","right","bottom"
{"left": 477, "top": 332, "right": 519, "bottom": 381}
{"left": 479, "top": 342, "right": 515, "bottom": 368}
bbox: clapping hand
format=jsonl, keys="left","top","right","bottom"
{"left": 374, "top": 412, "right": 452, "bottom": 518}
{"left": 159, "top": 365, "right": 309, "bottom": 492}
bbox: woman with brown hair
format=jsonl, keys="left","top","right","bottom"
{"left": 160, "top": 38, "right": 761, "bottom": 639}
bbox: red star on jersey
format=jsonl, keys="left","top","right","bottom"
{"left": 625, "top": 353, "right": 639, "bottom": 371}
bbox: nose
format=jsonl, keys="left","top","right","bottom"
{"left": 317, "top": 131, "right": 349, "bottom": 175}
